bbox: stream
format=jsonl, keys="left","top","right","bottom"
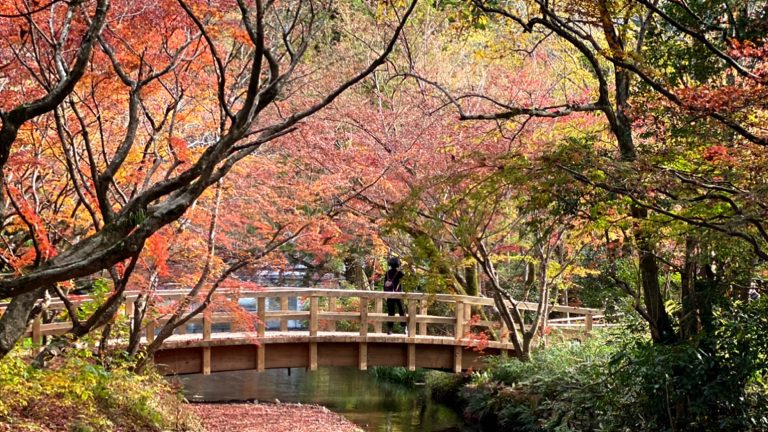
{"left": 179, "top": 367, "right": 477, "bottom": 432}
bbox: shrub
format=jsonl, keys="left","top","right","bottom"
{"left": 0, "top": 349, "right": 201, "bottom": 431}
{"left": 369, "top": 366, "right": 427, "bottom": 386}
{"left": 452, "top": 299, "right": 768, "bottom": 432}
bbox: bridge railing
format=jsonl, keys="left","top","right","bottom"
{"left": 144, "top": 288, "right": 604, "bottom": 339}
{"left": 3, "top": 288, "right": 605, "bottom": 347}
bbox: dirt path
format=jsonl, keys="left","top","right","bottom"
{"left": 187, "top": 403, "right": 362, "bottom": 432}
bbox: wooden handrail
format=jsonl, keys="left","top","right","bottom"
{"left": 1, "top": 287, "right": 603, "bottom": 315}
{"left": 8, "top": 287, "right": 603, "bottom": 343}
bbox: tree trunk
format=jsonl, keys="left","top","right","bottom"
{"left": 127, "top": 293, "right": 148, "bottom": 356}
{"left": 464, "top": 261, "right": 479, "bottom": 296}
{"left": 352, "top": 258, "right": 371, "bottom": 290}
{"left": 98, "top": 321, "right": 113, "bottom": 362}
{"left": 680, "top": 237, "right": 699, "bottom": 340}
{"left": 595, "top": 0, "right": 677, "bottom": 345}
{"left": 0, "top": 287, "right": 47, "bottom": 359}
{"left": 633, "top": 207, "right": 677, "bottom": 343}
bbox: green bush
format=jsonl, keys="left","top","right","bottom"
{"left": 425, "top": 369, "right": 468, "bottom": 407}
{"left": 451, "top": 299, "right": 768, "bottom": 431}
{"left": 0, "top": 349, "right": 201, "bottom": 431}
{"left": 599, "top": 298, "right": 768, "bottom": 431}
{"left": 369, "top": 366, "right": 427, "bottom": 386}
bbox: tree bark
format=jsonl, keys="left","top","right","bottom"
{"left": 599, "top": 0, "right": 676, "bottom": 344}
{"left": 0, "top": 287, "right": 47, "bottom": 357}
{"left": 464, "top": 260, "right": 479, "bottom": 296}
{"left": 352, "top": 258, "right": 371, "bottom": 290}
{"left": 680, "top": 237, "right": 699, "bottom": 340}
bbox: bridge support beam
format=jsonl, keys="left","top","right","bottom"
{"left": 309, "top": 342, "right": 318, "bottom": 371}
{"left": 203, "top": 347, "right": 211, "bottom": 375}
{"left": 257, "top": 344, "right": 265, "bottom": 372}
{"left": 359, "top": 342, "right": 367, "bottom": 370}
{"left": 453, "top": 346, "right": 462, "bottom": 373}
{"left": 407, "top": 343, "right": 416, "bottom": 371}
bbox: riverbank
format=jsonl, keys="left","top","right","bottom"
{"left": 188, "top": 403, "right": 361, "bottom": 432}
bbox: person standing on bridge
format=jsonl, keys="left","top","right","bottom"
{"left": 384, "top": 257, "right": 405, "bottom": 335}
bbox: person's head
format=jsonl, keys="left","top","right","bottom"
{"left": 387, "top": 257, "right": 400, "bottom": 269}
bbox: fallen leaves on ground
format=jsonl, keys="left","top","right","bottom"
{"left": 188, "top": 403, "right": 362, "bottom": 432}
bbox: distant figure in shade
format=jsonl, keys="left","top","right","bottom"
{"left": 384, "top": 257, "right": 405, "bottom": 335}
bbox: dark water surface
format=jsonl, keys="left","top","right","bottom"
{"left": 178, "top": 368, "right": 476, "bottom": 432}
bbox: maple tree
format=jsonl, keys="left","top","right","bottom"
{"left": 0, "top": 0, "right": 417, "bottom": 358}
{"left": 261, "top": 8, "right": 605, "bottom": 361}
{"left": 395, "top": 0, "right": 768, "bottom": 345}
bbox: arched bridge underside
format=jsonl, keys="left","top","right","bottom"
{"left": 154, "top": 332, "right": 513, "bottom": 375}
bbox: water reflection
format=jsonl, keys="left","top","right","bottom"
{"left": 179, "top": 367, "right": 475, "bottom": 432}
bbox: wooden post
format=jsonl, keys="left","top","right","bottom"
{"left": 454, "top": 301, "right": 465, "bottom": 373}
{"left": 257, "top": 344, "right": 265, "bottom": 372}
{"left": 453, "top": 346, "right": 463, "bottom": 373}
{"left": 258, "top": 297, "right": 266, "bottom": 337}
{"left": 407, "top": 343, "right": 416, "bottom": 371}
{"left": 202, "top": 347, "right": 211, "bottom": 375}
{"left": 500, "top": 321, "right": 509, "bottom": 343}
{"left": 359, "top": 297, "right": 369, "bottom": 337}
{"left": 203, "top": 314, "right": 212, "bottom": 341}
{"left": 309, "top": 342, "right": 318, "bottom": 371}
{"left": 585, "top": 313, "right": 593, "bottom": 332}
{"left": 31, "top": 315, "right": 42, "bottom": 345}
{"left": 146, "top": 321, "right": 155, "bottom": 344}
{"left": 328, "top": 296, "right": 337, "bottom": 332}
{"left": 125, "top": 298, "right": 134, "bottom": 319}
{"left": 454, "top": 302, "right": 465, "bottom": 341}
{"left": 280, "top": 296, "right": 289, "bottom": 332}
{"left": 309, "top": 296, "right": 319, "bottom": 336}
{"left": 175, "top": 299, "right": 186, "bottom": 335}
{"left": 359, "top": 342, "right": 368, "bottom": 371}
{"left": 407, "top": 299, "right": 417, "bottom": 337}
{"left": 373, "top": 298, "right": 383, "bottom": 334}
{"left": 419, "top": 300, "right": 428, "bottom": 336}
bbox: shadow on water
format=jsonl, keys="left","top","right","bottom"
{"left": 178, "top": 367, "right": 478, "bottom": 432}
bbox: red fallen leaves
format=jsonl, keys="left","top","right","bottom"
{"left": 187, "top": 403, "right": 361, "bottom": 432}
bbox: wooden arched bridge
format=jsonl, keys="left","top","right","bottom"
{"left": 14, "top": 288, "right": 603, "bottom": 375}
